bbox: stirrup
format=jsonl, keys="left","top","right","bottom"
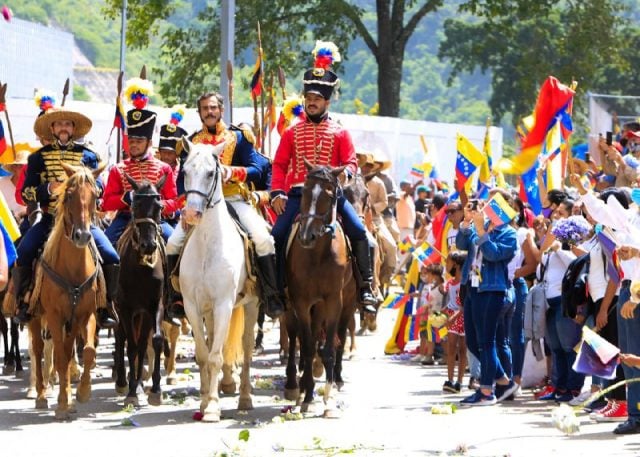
{"left": 97, "top": 308, "right": 117, "bottom": 329}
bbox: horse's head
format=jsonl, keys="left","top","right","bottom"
{"left": 59, "top": 162, "right": 104, "bottom": 248}
{"left": 298, "top": 159, "right": 345, "bottom": 249}
{"left": 343, "top": 173, "right": 369, "bottom": 218}
{"left": 125, "top": 173, "right": 165, "bottom": 256}
{"left": 181, "top": 138, "right": 226, "bottom": 225}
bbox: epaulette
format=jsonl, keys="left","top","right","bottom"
{"left": 230, "top": 124, "right": 257, "bottom": 147}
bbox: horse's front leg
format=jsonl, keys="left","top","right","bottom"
{"left": 184, "top": 299, "right": 211, "bottom": 415}
{"left": 124, "top": 320, "right": 140, "bottom": 407}
{"left": 283, "top": 310, "right": 299, "bottom": 401}
{"left": 297, "top": 305, "right": 315, "bottom": 412}
{"left": 114, "top": 321, "right": 127, "bottom": 394}
{"left": 201, "top": 302, "right": 233, "bottom": 422}
{"left": 148, "top": 299, "right": 164, "bottom": 406}
{"left": 321, "top": 297, "right": 341, "bottom": 418}
{"left": 29, "top": 319, "right": 47, "bottom": 409}
{"left": 11, "top": 320, "right": 23, "bottom": 372}
{"left": 163, "top": 321, "right": 179, "bottom": 385}
{"left": 238, "top": 297, "right": 259, "bottom": 411}
{"left": 49, "top": 318, "right": 72, "bottom": 420}
{"left": 76, "top": 313, "right": 96, "bottom": 403}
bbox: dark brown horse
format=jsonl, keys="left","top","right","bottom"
{"left": 114, "top": 176, "right": 166, "bottom": 407}
{"left": 29, "top": 163, "right": 104, "bottom": 420}
{"left": 284, "top": 161, "right": 357, "bottom": 417}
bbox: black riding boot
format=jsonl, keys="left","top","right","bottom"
{"left": 99, "top": 264, "right": 119, "bottom": 329}
{"left": 13, "top": 266, "right": 32, "bottom": 324}
{"left": 256, "top": 254, "right": 285, "bottom": 319}
{"left": 164, "top": 254, "right": 183, "bottom": 326}
{"left": 352, "top": 239, "right": 377, "bottom": 310}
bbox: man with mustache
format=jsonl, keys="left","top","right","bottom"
{"left": 270, "top": 41, "right": 377, "bottom": 307}
{"left": 13, "top": 107, "right": 119, "bottom": 328}
{"left": 165, "top": 92, "right": 284, "bottom": 321}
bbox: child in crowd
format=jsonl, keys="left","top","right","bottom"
{"left": 414, "top": 263, "right": 445, "bottom": 365}
{"left": 442, "top": 251, "right": 467, "bottom": 393}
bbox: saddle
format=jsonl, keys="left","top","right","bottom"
{"left": 170, "top": 202, "right": 257, "bottom": 293}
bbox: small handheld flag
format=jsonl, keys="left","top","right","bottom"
{"left": 483, "top": 193, "right": 517, "bottom": 226}
{"left": 456, "top": 133, "right": 484, "bottom": 191}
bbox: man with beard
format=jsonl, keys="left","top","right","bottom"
{"left": 270, "top": 41, "right": 376, "bottom": 307}
{"left": 165, "top": 92, "right": 284, "bottom": 320}
{"left": 13, "top": 107, "right": 119, "bottom": 327}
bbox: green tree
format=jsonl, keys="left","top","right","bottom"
{"left": 438, "top": 0, "right": 625, "bottom": 124}
{"left": 103, "top": 0, "right": 445, "bottom": 116}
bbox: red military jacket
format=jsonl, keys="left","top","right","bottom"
{"left": 271, "top": 116, "right": 358, "bottom": 194}
{"left": 102, "top": 152, "right": 180, "bottom": 217}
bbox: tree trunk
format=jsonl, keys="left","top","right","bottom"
{"left": 377, "top": 52, "right": 403, "bottom": 118}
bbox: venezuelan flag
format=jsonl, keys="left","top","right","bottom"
{"left": 410, "top": 164, "right": 425, "bottom": 178}
{"left": 250, "top": 51, "right": 262, "bottom": 99}
{"left": 483, "top": 193, "right": 517, "bottom": 226}
{"left": 397, "top": 235, "right": 413, "bottom": 254}
{"left": 456, "top": 133, "right": 484, "bottom": 191}
{"left": 478, "top": 117, "right": 493, "bottom": 186}
{"left": 498, "top": 76, "right": 574, "bottom": 175}
{"left": 385, "top": 258, "right": 420, "bottom": 354}
{"left": 0, "top": 191, "right": 19, "bottom": 242}
{"left": 0, "top": 121, "right": 6, "bottom": 158}
{"left": 413, "top": 242, "right": 439, "bottom": 267}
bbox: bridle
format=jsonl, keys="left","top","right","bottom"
{"left": 129, "top": 191, "right": 163, "bottom": 267}
{"left": 184, "top": 154, "right": 222, "bottom": 209}
{"left": 61, "top": 181, "right": 98, "bottom": 244}
{"left": 298, "top": 169, "right": 340, "bottom": 238}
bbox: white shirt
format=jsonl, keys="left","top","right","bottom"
{"left": 581, "top": 237, "right": 609, "bottom": 302}
{"left": 538, "top": 249, "right": 576, "bottom": 299}
{"left": 446, "top": 226, "right": 459, "bottom": 252}
{"left": 508, "top": 227, "right": 529, "bottom": 281}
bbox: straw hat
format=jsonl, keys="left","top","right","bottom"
{"left": 371, "top": 148, "right": 391, "bottom": 172}
{"left": 1, "top": 143, "right": 36, "bottom": 172}
{"left": 33, "top": 107, "right": 92, "bottom": 142}
{"left": 356, "top": 151, "right": 374, "bottom": 169}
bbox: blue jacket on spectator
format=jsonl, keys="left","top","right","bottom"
{"left": 456, "top": 221, "right": 517, "bottom": 292}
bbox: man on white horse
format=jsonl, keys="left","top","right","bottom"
{"left": 270, "top": 41, "right": 377, "bottom": 307}
{"left": 166, "top": 92, "right": 285, "bottom": 320}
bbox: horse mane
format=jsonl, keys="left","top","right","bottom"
{"left": 306, "top": 165, "right": 340, "bottom": 187}
{"left": 42, "top": 168, "right": 97, "bottom": 264}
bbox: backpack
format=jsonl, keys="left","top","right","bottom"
{"left": 561, "top": 253, "right": 590, "bottom": 319}
{"left": 524, "top": 254, "right": 550, "bottom": 361}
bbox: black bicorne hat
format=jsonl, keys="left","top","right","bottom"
{"left": 159, "top": 123, "right": 187, "bottom": 151}
{"left": 127, "top": 109, "right": 156, "bottom": 139}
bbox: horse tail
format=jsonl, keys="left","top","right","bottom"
{"left": 223, "top": 306, "right": 244, "bottom": 366}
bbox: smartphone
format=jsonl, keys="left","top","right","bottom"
{"left": 606, "top": 131, "right": 613, "bottom": 146}
{"left": 468, "top": 199, "right": 479, "bottom": 211}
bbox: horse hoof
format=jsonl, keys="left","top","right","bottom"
{"left": 3, "top": 363, "right": 15, "bottom": 375}
{"left": 312, "top": 360, "right": 324, "bottom": 379}
{"left": 202, "top": 411, "right": 221, "bottom": 422}
{"left": 76, "top": 386, "right": 91, "bottom": 403}
{"left": 284, "top": 388, "right": 299, "bottom": 401}
{"left": 124, "top": 396, "right": 139, "bottom": 408}
{"left": 70, "top": 372, "right": 81, "bottom": 384}
{"left": 54, "top": 409, "right": 71, "bottom": 421}
{"left": 238, "top": 397, "right": 253, "bottom": 411}
{"left": 323, "top": 408, "right": 342, "bottom": 419}
{"left": 148, "top": 392, "right": 162, "bottom": 406}
{"left": 35, "top": 398, "right": 48, "bottom": 409}
{"left": 68, "top": 402, "right": 78, "bottom": 413}
{"left": 115, "top": 384, "right": 128, "bottom": 395}
{"left": 220, "top": 382, "right": 236, "bottom": 395}
{"left": 300, "top": 402, "right": 313, "bottom": 413}
{"left": 26, "top": 387, "right": 37, "bottom": 399}
{"left": 336, "top": 382, "right": 345, "bottom": 392}
{"left": 166, "top": 376, "right": 177, "bottom": 386}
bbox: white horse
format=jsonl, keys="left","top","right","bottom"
{"left": 179, "top": 139, "right": 259, "bottom": 422}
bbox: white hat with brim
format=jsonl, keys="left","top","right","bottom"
{"left": 34, "top": 108, "right": 92, "bottom": 142}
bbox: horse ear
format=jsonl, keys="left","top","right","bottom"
{"left": 92, "top": 162, "right": 107, "bottom": 180}
{"left": 156, "top": 173, "right": 167, "bottom": 191}
{"left": 330, "top": 165, "right": 347, "bottom": 178}
{"left": 303, "top": 158, "right": 314, "bottom": 171}
{"left": 60, "top": 161, "right": 80, "bottom": 178}
{"left": 181, "top": 137, "right": 191, "bottom": 154}
{"left": 212, "top": 141, "right": 225, "bottom": 158}
{"left": 124, "top": 172, "right": 139, "bottom": 191}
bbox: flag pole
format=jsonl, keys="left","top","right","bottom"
{"left": 267, "top": 72, "right": 274, "bottom": 158}
{"left": 227, "top": 60, "right": 234, "bottom": 124}
{"left": 277, "top": 66, "right": 287, "bottom": 100}
{"left": 116, "top": 71, "right": 123, "bottom": 163}
{"left": 257, "top": 21, "right": 266, "bottom": 155}
{"left": 0, "top": 83, "right": 16, "bottom": 153}
{"left": 61, "top": 78, "right": 70, "bottom": 107}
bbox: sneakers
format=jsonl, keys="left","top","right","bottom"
{"left": 495, "top": 381, "right": 519, "bottom": 402}
{"left": 410, "top": 354, "right": 425, "bottom": 363}
{"left": 584, "top": 398, "right": 608, "bottom": 413}
{"left": 421, "top": 355, "right": 435, "bottom": 366}
{"left": 534, "top": 384, "right": 555, "bottom": 400}
{"left": 614, "top": 419, "right": 640, "bottom": 435}
{"left": 555, "top": 390, "right": 577, "bottom": 403}
{"left": 454, "top": 382, "right": 461, "bottom": 393}
{"left": 569, "top": 390, "right": 593, "bottom": 406}
{"left": 460, "top": 390, "right": 497, "bottom": 407}
{"left": 592, "top": 400, "right": 628, "bottom": 422}
{"left": 443, "top": 380, "right": 457, "bottom": 393}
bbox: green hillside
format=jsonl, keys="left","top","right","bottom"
{"left": 7, "top": 0, "right": 493, "bottom": 126}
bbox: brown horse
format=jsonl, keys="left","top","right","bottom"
{"left": 29, "top": 163, "right": 104, "bottom": 420}
{"left": 284, "top": 161, "right": 357, "bottom": 417}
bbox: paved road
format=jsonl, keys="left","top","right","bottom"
{"left": 0, "top": 310, "right": 638, "bottom": 456}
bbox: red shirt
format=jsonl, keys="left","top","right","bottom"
{"left": 102, "top": 153, "right": 180, "bottom": 216}
{"left": 272, "top": 117, "right": 357, "bottom": 193}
